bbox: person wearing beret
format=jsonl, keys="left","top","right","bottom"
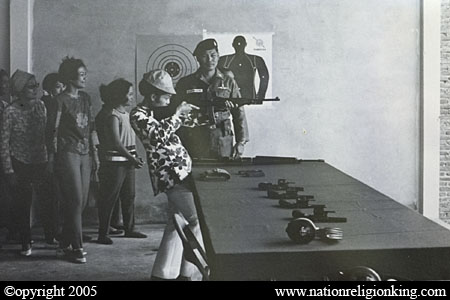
{"left": 173, "top": 38, "right": 249, "bottom": 159}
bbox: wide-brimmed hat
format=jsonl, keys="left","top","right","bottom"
{"left": 143, "top": 70, "right": 176, "bottom": 95}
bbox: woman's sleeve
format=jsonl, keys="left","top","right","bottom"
{"left": 46, "top": 96, "right": 63, "bottom": 155}
{"left": 86, "top": 94, "right": 99, "bottom": 150}
{"left": 130, "top": 109, "right": 182, "bottom": 145}
{"left": 44, "top": 99, "right": 56, "bottom": 153}
{"left": 1, "top": 109, "right": 13, "bottom": 174}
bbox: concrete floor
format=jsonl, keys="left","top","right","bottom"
{"left": 0, "top": 224, "right": 200, "bottom": 281}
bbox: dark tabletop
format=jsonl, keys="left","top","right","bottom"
{"left": 191, "top": 160, "right": 450, "bottom": 280}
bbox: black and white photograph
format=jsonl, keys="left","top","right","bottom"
{"left": 0, "top": 0, "right": 448, "bottom": 291}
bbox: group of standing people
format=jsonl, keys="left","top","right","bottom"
{"left": 0, "top": 37, "right": 253, "bottom": 280}
{"left": 0, "top": 57, "right": 147, "bottom": 264}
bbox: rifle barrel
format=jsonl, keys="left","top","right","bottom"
{"left": 230, "top": 97, "right": 281, "bottom": 104}
{"left": 241, "top": 97, "right": 280, "bottom": 101}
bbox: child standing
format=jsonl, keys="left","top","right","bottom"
{"left": 95, "top": 78, "right": 145, "bottom": 245}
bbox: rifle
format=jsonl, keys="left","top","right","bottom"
{"left": 189, "top": 91, "right": 280, "bottom": 126}
{"left": 211, "top": 95, "right": 280, "bottom": 107}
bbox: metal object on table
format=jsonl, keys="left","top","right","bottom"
{"left": 259, "top": 179, "right": 292, "bottom": 190}
{"left": 286, "top": 218, "right": 343, "bottom": 244}
{"left": 253, "top": 156, "right": 298, "bottom": 165}
{"left": 259, "top": 179, "right": 304, "bottom": 196}
{"left": 278, "top": 196, "right": 316, "bottom": 209}
{"left": 344, "top": 266, "right": 382, "bottom": 281}
{"left": 237, "top": 169, "right": 265, "bottom": 177}
{"left": 323, "top": 266, "right": 410, "bottom": 281}
{"left": 323, "top": 266, "right": 382, "bottom": 281}
{"left": 268, "top": 188, "right": 306, "bottom": 199}
{"left": 292, "top": 206, "right": 347, "bottom": 223}
{"left": 199, "top": 168, "right": 231, "bottom": 181}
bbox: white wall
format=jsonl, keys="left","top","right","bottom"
{"left": 10, "top": 0, "right": 34, "bottom": 73}
{"left": 422, "top": 0, "right": 440, "bottom": 220}
{"left": 29, "top": 0, "right": 420, "bottom": 221}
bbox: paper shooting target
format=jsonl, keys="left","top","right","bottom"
{"left": 146, "top": 44, "right": 198, "bottom": 84}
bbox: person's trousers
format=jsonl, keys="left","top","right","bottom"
{"left": 110, "top": 199, "right": 122, "bottom": 227}
{"left": 97, "top": 161, "right": 135, "bottom": 237}
{"left": 151, "top": 183, "right": 204, "bottom": 279}
{"left": 57, "top": 151, "right": 91, "bottom": 250}
{"left": 0, "top": 172, "right": 13, "bottom": 231}
{"left": 39, "top": 174, "right": 61, "bottom": 240}
{"left": 10, "top": 158, "right": 46, "bottom": 246}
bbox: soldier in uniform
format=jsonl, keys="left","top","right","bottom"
{"left": 173, "top": 39, "right": 249, "bottom": 159}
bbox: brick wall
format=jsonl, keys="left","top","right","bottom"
{"left": 441, "top": 0, "right": 450, "bottom": 222}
